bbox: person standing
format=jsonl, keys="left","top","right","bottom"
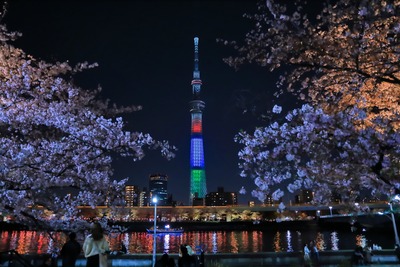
{"left": 60, "top": 232, "right": 81, "bottom": 267}
{"left": 309, "top": 240, "right": 319, "bottom": 267}
{"left": 155, "top": 253, "right": 170, "bottom": 267}
{"left": 178, "top": 245, "right": 196, "bottom": 267}
{"left": 303, "top": 243, "right": 311, "bottom": 267}
{"left": 83, "top": 222, "right": 110, "bottom": 267}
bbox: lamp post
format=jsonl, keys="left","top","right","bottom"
{"left": 152, "top": 196, "right": 158, "bottom": 267}
{"left": 389, "top": 201, "right": 400, "bottom": 246}
{"left": 329, "top": 206, "right": 333, "bottom": 217}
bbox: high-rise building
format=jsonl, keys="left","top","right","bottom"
{"left": 149, "top": 174, "right": 168, "bottom": 206}
{"left": 124, "top": 185, "right": 139, "bottom": 207}
{"left": 205, "top": 187, "right": 237, "bottom": 206}
{"left": 139, "top": 187, "right": 149, "bottom": 207}
{"left": 295, "top": 190, "right": 314, "bottom": 204}
{"left": 189, "top": 37, "right": 207, "bottom": 205}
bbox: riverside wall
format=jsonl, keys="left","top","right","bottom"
{"left": 2, "top": 250, "right": 398, "bottom": 267}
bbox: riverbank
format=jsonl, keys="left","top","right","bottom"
{"left": 0, "top": 220, "right": 321, "bottom": 232}
{"left": 2, "top": 250, "right": 398, "bottom": 267}
{"left": 1, "top": 216, "right": 394, "bottom": 233}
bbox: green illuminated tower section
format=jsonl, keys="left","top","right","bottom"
{"left": 189, "top": 37, "right": 207, "bottom": 205}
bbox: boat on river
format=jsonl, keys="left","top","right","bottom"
{"left": 146, "top": 224, "right": 184, "bottom": 234}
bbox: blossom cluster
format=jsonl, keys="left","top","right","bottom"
{"left": 225, "top": 0, "right": 400, "bottom": 205}
{"left": 236, "top": 104, "right": 400, "bottom": 204}
{"left": 0, "top": 24, "right": 175, "bottom": 230}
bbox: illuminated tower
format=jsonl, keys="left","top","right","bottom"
{"left": 189, "top": 37, "right": 207, "bottom": 205}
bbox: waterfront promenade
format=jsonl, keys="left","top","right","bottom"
{"left": 1, "top": 249, "right": 399, "bottom": 267}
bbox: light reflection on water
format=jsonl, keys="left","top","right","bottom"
{"left": 286, "top": 230, "right": 293, "bottom": 252}
{"left": 273, "top": 231, "right": 281, "bottom": 252}
{"left": 211, "top": 232, "right": 217, "bottom": 254}
{"left": 316, "top": 232, "right": 326, "bottom": 251}
{"left": 331, "top": 231, "right": 339, "bottom": 251}
{"left": 356, "top": 234, "right": 367, "bottom": 248}
{"left": 0, "top": 230, "right": 392, "bottom": 254}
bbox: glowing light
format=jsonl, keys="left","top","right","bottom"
{"left": 191, "top": 114, "right": 202, "bottom": 133}
{"left": 274, "top": 231, "right": 282, "bottom": 252}
{"left": 163, "top": 234, "right": 170, "bottom": 253}
{"left": 190, "top": 138, "right": 204, "bottom": 167}
{"left": 192, "top": 122, "right": 202, "bottom": 133}
{"left": 286, "top": 230, "right": 293, "bottom": 252}
{"left": 189, "top": 37, "right": 207, "bottom": 203}
{"left": 315, "top": 232, "right": 326, "bottom": 251}
{"left": 355, "top": 234, "right": 367, "bottom": 248}
{"left": 331, "top": 231, "right": 339, "bottom": 251}
{"left": 212, "top": 232, "right": 218, "bottom": 254}
{"left": 190, "top": 169, "right": 206, "bottom": 197}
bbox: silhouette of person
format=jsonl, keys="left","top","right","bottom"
{"left": 352, "top": 246, "right": 364, "bottom": 265}
{"left": 309, "top": 240, "right": 319, "bottom": 266}
{"left": 178, "top": 245, "right": 196, "bottom": 267}
{"left": 167, "top": 258, "right": 176, "bottom": 267}
{"left": 156, "top": 253, "right": 170, "bottom": 267}
{"left": 40, "top": 255, "right": 52, "bottom": 267}
{"left": 60, "top": 232, "right": 81, "bottom": 267}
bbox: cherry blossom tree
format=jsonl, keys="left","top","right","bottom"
{"left": 224, "top": 0, "right": 399, "bottom": 127}
{"left": 224, "top": 0, "right": 400, "bottom": 203}
{"left": 0, "top": 23, "right": 174, "bottom": 230}
{"left": 237, "top": 104, "right": 400, "bottom": 204}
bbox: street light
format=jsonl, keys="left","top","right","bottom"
{"left": 389, "top": 196, "right": 400, "bottom": 246}
{"left": 329, "top": 206, "right": 333, "bottom": 217}
{"left": 152, "top": 196, "right": 158, "bottom": 267}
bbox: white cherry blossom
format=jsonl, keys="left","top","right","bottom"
{"left": 0, "top": 23, "right": 175, "bottom": 230}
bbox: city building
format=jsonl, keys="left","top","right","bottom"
{"left": 124, "top": 185, "right": 139, "bottom": 207}
{"left": 149, "top": 174, "right": 168, "bottom": 206}
{"left": 192, "top": 195, "right": 205, "bottom": 206}
{"left": 189, "top": 37, "right": 207, "bottom": 205}
{"left": 295, "top": 190, "right": 314, "bottom": 204}
{"left": 263, "top": 195, "right": 274, "bottom": 205}
{"left": 139, "top": 187, "right": 149, "bottom": 207}
{"left": 205, "top": 187, "right": 237, "bottom": 206}
{"left": 331, "top": 192, "right": 341, "bottom": 203}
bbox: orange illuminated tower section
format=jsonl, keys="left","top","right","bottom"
{"left": 189, "top": 37, "right": 207, "bottom": 205}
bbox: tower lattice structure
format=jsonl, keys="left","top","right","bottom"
{"left": 189, "top": 37, "right": 207, "bottom": 205}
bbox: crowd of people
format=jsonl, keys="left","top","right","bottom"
{"left": 44, "top": 223, "right": 400, "bottom": 267}
{"left": 155, "top": 244, "right": 205, "bottom": 267}
{"left": 352, "top": 245, "right": 375, "bottom": 265}
{"left": 303, "top": 240, "right": 319, "bottom": 267}
{"left": 51, "top": 222, "right": 204, "bottom": 267}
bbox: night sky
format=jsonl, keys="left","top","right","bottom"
{"left": 4, "top": 1, "right": 297, "bottom": 204}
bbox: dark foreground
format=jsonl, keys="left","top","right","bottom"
{"left": 1, "top": 250, "right": 399, "bottom": 267}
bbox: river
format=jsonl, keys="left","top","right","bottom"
{"left": 0, "top": 228, "right": 394, "bottom": 255}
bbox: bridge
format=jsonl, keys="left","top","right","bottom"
{"left": 78, "top": 201, "right": 391, "bottom": 222}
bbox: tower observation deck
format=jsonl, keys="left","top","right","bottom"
{"left": 189, "top": 37, "right": 207, "bottom": 205}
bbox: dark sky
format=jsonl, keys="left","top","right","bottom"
{"left": 4, "top": 1, "right": 295, "bottom": 204}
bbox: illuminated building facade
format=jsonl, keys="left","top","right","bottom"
{"left": 124, "top": 185, "right": 139, "bottom": 207}
{"left": 189, "top": 37, "right": 207, "bottom": 205}
{"left": 149, "top": 174, "right": 168, "bottom": 206}
{"left": 295, "top": 190, "right": 314, "bottom": 204}
{"left": 139, "top": 188, "right": 149, "bottom": 207}
{"left": 205, "top": 187, "right": 237, "bottom": 206}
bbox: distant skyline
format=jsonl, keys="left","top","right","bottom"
{"left": 4, "top": 1, "right": 299, "bottom": 204}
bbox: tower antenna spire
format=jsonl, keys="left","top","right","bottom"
{"left": 191, "top": 37, "right": 202, "bottom": 98}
